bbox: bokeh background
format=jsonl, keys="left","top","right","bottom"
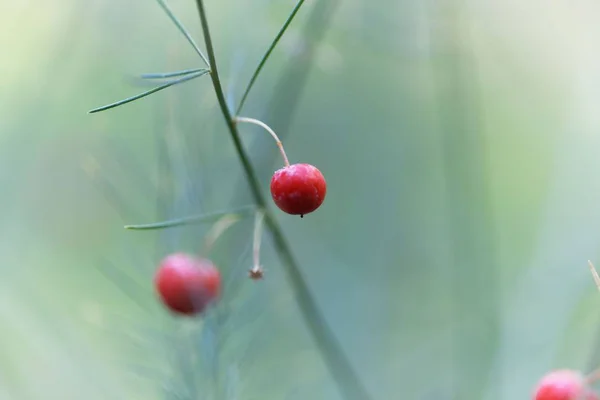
{"left": 3, "top": 0, "right": 600, "bottom": 399}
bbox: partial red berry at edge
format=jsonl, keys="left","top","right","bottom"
{"left": 270, "top": 163, "right": 327, "bottom": 217}
{"left": 532, "top": 369, "right": 595, "bottom": 400}
{"left": 154, "top": 253, "right": 221, "bottom": 316}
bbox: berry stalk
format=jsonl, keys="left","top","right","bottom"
{"left": 235, "top": 116, "right": 290, "bottom": 167}
{"left": 249, "top": 210, "right": 265, "bottom": 279}
{"left": 588, "top": 260, "right": 600, "bottom": 291}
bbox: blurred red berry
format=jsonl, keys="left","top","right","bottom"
{"left": 270, "top": 163, "right": 326, "bottom": 217}
{"left": 154, "top": 253, "right": 221, "bottom": 316}
{"left": 533, "top": 370, "right": 590, "bottom": 400}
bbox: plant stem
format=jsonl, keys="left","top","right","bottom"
{"left": 193, "top": 1, "right": 371, "bottom": 399}
{"left": 235, "top": 0, "right": 307, "bottom": 115}
{"left": 235, "top": 116, "right": 290, "bottom": 167}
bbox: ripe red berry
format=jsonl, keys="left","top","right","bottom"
{"left": 154, "top": 253, "right": 221, "bottom": 316}
{"left": 270, "top": 163, "right": 327, "bottom": 217}
{"left": 533, "top": 370, "right": 593, "bottom": 400}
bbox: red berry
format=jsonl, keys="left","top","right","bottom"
{"left": 154, "top": 253, "right": 221, "bottom": 316}
{"left": 533, "top": 370, "right": 590, "bottom": 400}
{"left": 270, "top": 163, "right": 327, "bottom": 217}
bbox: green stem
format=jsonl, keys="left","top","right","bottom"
{"left": 235, "top": 0, "right": 306, "bottom": 115}
{"left": 193, "top": 1, "right": 371, "bottom": 399}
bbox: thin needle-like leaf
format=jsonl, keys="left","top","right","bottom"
{"left": 235, "top": 0, "right": 307, "bottom": 115}
{"left": 140, "top": 68, "right": 208, "bottom": 80}
{"left": 124, "top": 205, "right": 255, "bottom": 230}
{"left": 154, "top": 0, "right": 210, "bottom": 67}
{"left": 88, "top": 70, "right": 209, "bottom": 114}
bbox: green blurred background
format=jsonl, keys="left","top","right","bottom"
{"left": 3, "top": 0, "right": 600, "bottom": 399}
